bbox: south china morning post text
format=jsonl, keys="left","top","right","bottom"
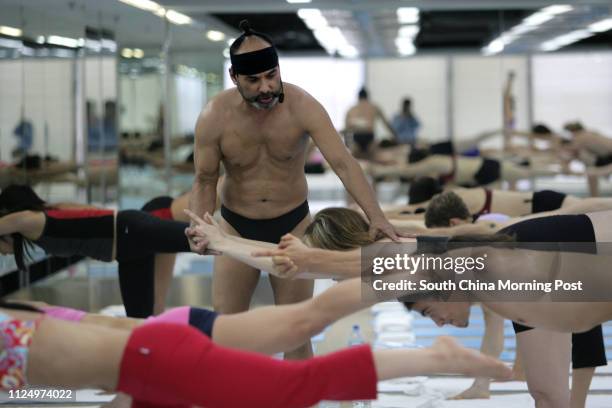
{"left": 358, "top": 241, "right": 607, "bottom": 303}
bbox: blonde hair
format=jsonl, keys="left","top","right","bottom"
{"left": 303, "top": 207, "right": 374, "bottom": 250}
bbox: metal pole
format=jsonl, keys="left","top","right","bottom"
{"left": 446, "top": 55, "right": 454, "bottom": 142}
{"left": 162, "top": 17, "right": 173, "bottom": 195}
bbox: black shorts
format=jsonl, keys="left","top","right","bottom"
{"left": 512, "top": 323, "right": 607, "bottom": 369}
{"left": 429, "top": 141, "right": 455, "bottom": 156}
{"left": 190, "top": 307, "right": 219, "bottom": 337}
{"left": 353, "top": 132, "right": 374, "bottom": 153}
{"left": 531, "top": 190, "right": 567, "bottom": 213}
{"left": 500, "top": 214, "right": 596, "bottom": 244}
{"left": 473, "top": 158, "right": 501, "bottom": 186}
{"left": 595, "top": 155, "right": 612, "bottom": 167}
{"left": 304, "top": 163, "right": 325, "bottom": 174}
{"left": 221, "top": 201, "right": 309, "bottom": 244}
{"left": 503, "top": 214, "right": 604, "bottom": 369}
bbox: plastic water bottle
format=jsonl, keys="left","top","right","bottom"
{"left": 348, "top": 325, "right": 372, "bottom": 408}
{"left": 348, "top": 324, "right": 365, "bottom": 346}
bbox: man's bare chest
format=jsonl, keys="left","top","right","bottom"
{"left": 220, "top": 117, "right": 307, "bottom": 166}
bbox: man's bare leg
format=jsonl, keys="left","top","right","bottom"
{"left": 511, "top": 352, "right": 526, "bottom": 381}
{"left": 570, "top": 367, "right": 595, "bottom": 408}
{"left": 270, "top": 276, "right": 314, "bottom": 359}
{"left": 517, "top": 329, "right": 571, "bottom": 408}
{"left": 270, "top": 214, "right": 314, "bottom": 360}
{"left": 212, "top": 218, "right": 261, "bottom": 313}
{"left": 153, "top": 254, "right": 177, "bottom": 315}
{"left": 450, "top": 305, "right": 505, "bottom": 400}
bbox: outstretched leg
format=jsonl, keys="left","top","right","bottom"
{"left": 22, "top": 312, "right": 511, "bottom": 408}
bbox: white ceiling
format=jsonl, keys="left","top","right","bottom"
{"left": 0, "top": 0, "right": 610, "bottom": 62}
{"left": 161, "top": 0, "right": 612, "bottom": 13}
{"left": 0, "top": 0, "right": 238, "bottom": 52}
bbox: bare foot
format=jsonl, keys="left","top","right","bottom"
{"left": 431, "top": 336, "right": 512, "bottom": 380}
{"left": 449, "top": 385, "right": 491, "bottom": 400}
{"left": 493, "top": 365, "right": 526, "bottom": 382}
{"left": 100, "top": 392, "right": 132, "bottom": 408}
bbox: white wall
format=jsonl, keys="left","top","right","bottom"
{"left": 0, "top": 59, "right": 73, "bottom": 161}
{"left": 366, "top": 57, "right": 448, "bottom": 143}
{"left": 224, "top": 57, "right": 365, "bottom": 130}
{"left": 120, "top": 73, "right": 206, "bottom": 136}
{"left": 532, "top": 52, "right": 612, "bottom": 136}
{"left": 171, "top": 74, "right": 206, "bottom": 136}
{"left": 120, "top": 74, "right": 162, "bottom": 134}
{"left": 452, "top": 55, "right": 528, "bottom": 149}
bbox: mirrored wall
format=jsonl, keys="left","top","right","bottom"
{"left": 118, "top": 48, "right": 224, "bottom": 207}
{"left": 0, "top": 0, "right": 119, "bottom": 289}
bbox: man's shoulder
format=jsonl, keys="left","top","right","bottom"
{"left": 284, "top": 82, "right": 315, "bottom": 106}
{"left": 195, "top": 90, "right": 238, "bottom": 140}
{"left": 206, "top": 88, "right": 239, "bottom": 113}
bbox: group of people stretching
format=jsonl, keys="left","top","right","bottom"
{"left": 1, "top": 20, "right": 611, "bottom": 408}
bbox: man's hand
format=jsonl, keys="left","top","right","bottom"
{"left": 368, "top": 216, "right": 406, "bottom": 241}
{"left": 184, "top": 210, "right": 223, "bottom": 255}
{"left": 251, "top": 234, "right": 312, "bottom": 279}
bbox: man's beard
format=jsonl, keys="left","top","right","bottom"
{"left": 237, "top": 84, "right": 281, "bottom": 110}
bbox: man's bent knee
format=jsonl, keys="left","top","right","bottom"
{"left": 530, "top": 389, "right": 569, "bottom": 408}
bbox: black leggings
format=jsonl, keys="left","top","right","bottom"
{"left": 116, "top": 210, "right": 190, "bottom": 318}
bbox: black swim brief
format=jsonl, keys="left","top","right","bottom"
{"left": 531, "top": 190, "right": 567, "bottom": 213}
{"left": 221, "top": 201, "right": 309, "bottom": 243}
{"left": 429, "top": 141, "right": 455, "bottom": 156}
{"left": 473, "top": 158, "right": 501, "bottom": 186}
{"left": 353, "top": 132, "right": 374, "bottom": 153}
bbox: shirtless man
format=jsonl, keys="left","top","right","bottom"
{"left": 563, "top": 122, "right": 612, "bottom": 196}
{"left": 186, "top": 21, "right": 400, "bottom": 360}
{"left": 345, "top": 88, "right": 397, "bottom": 159}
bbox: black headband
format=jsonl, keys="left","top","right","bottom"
{"left": 231, "top": 46, "right": 279, "bottom": 76}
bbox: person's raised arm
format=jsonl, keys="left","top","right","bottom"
{"left": 454, "top": 129, "right": 502, "bottom": 153}
{"left": 188, "top": 102, "right": 222, "bottom": 252}
{"left": 298, "top": 93, "right": 399, "bottom": 240}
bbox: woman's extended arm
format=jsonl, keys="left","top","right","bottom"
{"left": 0, "top": 211, "right": 42, "bottom": 239}
{"left": 454, "top": 129, "right": 501, "bottom": 153}
{"left": 252, "top": 234, "right": 363, "bottom": 279}
{"left": 370, "top": 157, "right": 445, "bottom": 179}
{"left": 213, "top": 277, "right": 370, "bottom": 354}
{"left": 184, "top": 210, "right": 278, "bottom": 272}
